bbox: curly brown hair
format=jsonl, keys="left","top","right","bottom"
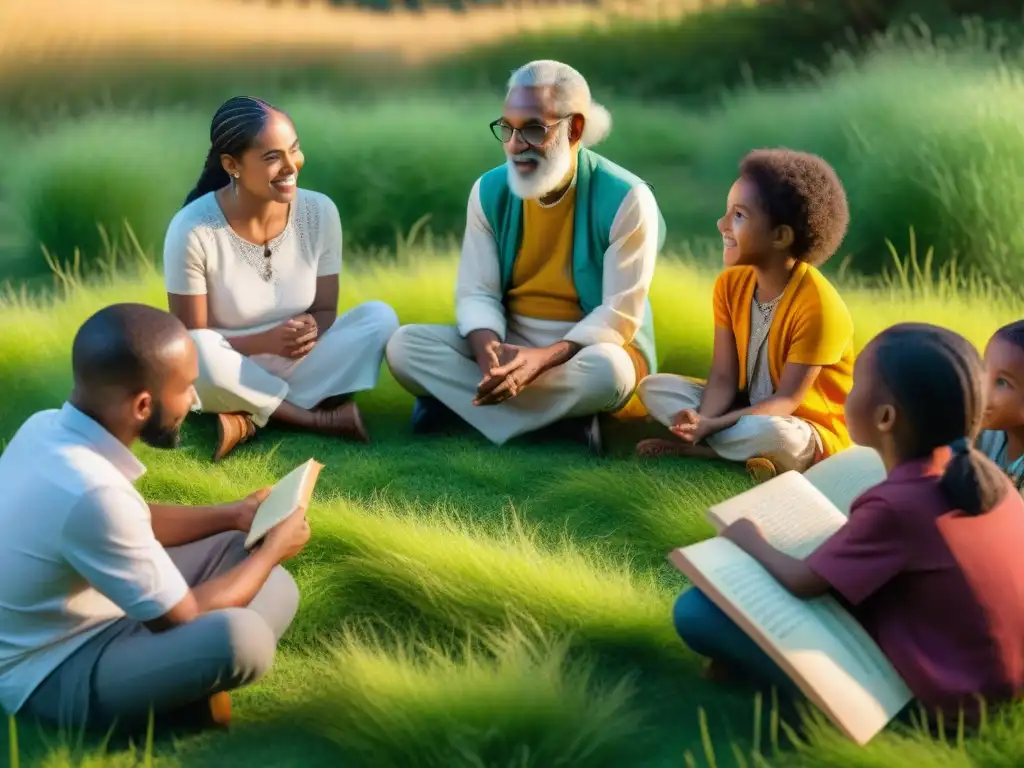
{"left": 739, "top": 148, "right": 850, "bottom": 266}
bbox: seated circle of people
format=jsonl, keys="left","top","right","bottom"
{"left": 7, "top": 66, "right": 1024, "bottom": 748}
{"left": 163, "top": 95, "right": 399, "bottom": 463}
{"left": 385, "top": 59, "right": 665, "bottom": 454}
{"left": 0, "top": 304, "right": 308, "bottom": 733}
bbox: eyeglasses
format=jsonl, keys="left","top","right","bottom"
{"left": 489, "top": 118, "right": 567, "bottom": 147}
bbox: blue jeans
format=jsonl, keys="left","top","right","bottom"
{"left": 673, "top": 588, "right": 799, "bottom": 698}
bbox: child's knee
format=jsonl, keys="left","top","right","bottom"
{"left": 635, "top": 374, "right": 663, "bottom": 406}
{"left": 710, "top": 415, "right": 814, "bottom": 466}
{"left": 672, "top": 588, "right": 717, "bottom": 652}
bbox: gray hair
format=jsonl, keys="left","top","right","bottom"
{"left": 506, "top": 59, "right": 612, "bottom": 148}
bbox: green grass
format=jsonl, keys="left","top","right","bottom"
{"left": 430, "top": 1, "right": 1024, "bottom": 102}
{"left": 2, "top": 245, "right": 1024, "bottom": 766}
{"left": 4, "top": 4, "right": 1024, "bottom": 766}
{"left": 678, "top": 23, "right": 1024, "bottom": 283}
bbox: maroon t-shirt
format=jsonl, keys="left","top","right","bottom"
{"left": 807, "top": 448, "right": 1024, "bottom": 720}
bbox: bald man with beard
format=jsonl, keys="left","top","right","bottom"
{"left": 386, "top": 59, "right": 666, "bottom": 454}
{"left": 0, "top": 303, "right": 308, "bottom": 734}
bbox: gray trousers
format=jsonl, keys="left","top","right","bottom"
{"left": 21, "top": 530, "right": 300, "bottom": 730}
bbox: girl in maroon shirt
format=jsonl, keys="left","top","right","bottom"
{"left": 675, "top": 322, "right": 1024, "bottom": 725}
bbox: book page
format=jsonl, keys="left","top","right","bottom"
{"left": 670, "top": 540, "right": 911, "bottom": 745}
{"left": 244, "top": 458, "right": 323, "bottom": 550}
{"left": 803, "top": 446, "right": 887, "bottom": 516}
{"left": 707, "top": 471, "right": 847, "bottom": 559}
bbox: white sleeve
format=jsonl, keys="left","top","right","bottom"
{"left": 61, "top": 486, "right": 189, "bottom": 622}
{"left": 562, "top": 184, "right": 660, "bottom": 348}
{"left": 454, "top": 178, "right": 507, "bottom": 340}
{"left": 163, "top": 213, "right": 209, "bottom": 296}
{"left": 317, "top": 195, "right": 343, "bottom": 277}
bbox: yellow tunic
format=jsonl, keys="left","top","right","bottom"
{"left": 713, "top": 261, "right": 856, "bottom": 457}
{"left": 505, "top": 183, "right": 649, "bottom": 414}
{"left": 506, "top": 185, "right": 584, "bottom": 322}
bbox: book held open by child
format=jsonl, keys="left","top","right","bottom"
{"left": 669, "top": 446, "right": 908, "bottom": 745}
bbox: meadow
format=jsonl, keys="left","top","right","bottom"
{"left": 5, "top": 0, "right": 1024, "bottom": 764}
{"left": 4, "top": 248, "right": 1024, "bottom": 768}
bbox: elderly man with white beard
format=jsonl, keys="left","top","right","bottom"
{"left": 385, "top": 59, "right": 666, "bottom": 453}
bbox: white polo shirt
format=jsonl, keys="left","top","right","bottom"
{"left": 0, "top": 403, "right": 189, "bottom": 714}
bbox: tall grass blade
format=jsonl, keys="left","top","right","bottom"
{"left": 8, "top": 715, "right": 19, "bottom": 768}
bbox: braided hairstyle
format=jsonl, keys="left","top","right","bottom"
{"left": 183, "top": 96, "right": 277, "bottom": 207}
{"left": 872, "top": 322, "right": 1008, "bottom": 515}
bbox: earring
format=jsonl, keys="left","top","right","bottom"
{"left": 232, "top": 172, "right": 239, "bottom": 198}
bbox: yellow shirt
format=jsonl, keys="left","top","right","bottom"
{"left": 506, "top": 184, "right": 584, "bottom": 323}
{"left": 503, "top": 177, "right": 650, "bottom": 395}
{"left": 713, "top": 261, "right": 855, "bottom": 457}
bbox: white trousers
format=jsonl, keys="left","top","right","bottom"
{"left": 385, "top": 321, "right": 637, "bottom": 446}
{"left": 637, "top": 373, "right": 819, "bottom": 470}
{"left": 191, "top": 301, "right": 399, "bottom": 426}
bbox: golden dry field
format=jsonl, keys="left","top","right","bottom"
{"left": 0, "top": 0, "right": 726, "bottom": 73}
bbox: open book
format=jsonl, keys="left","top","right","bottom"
{"left": 669, "top": 447, "right": 910, "bottom": 745}
{"left": 705, "top": 446, "right": 886, "bottom": 558}
{"left": 800, "top": 445, "right": 887, "bottom": 516}
{"left": 244, "top": 458, "right": 323, "bottom": 550}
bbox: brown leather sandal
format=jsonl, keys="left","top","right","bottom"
{"left": 312, "top": 400, "right": 370, "bottom": 443}
{"left": 214, "top": 413, "right": 257, "bottom": 462}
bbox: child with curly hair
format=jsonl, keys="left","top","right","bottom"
{"left": 978, "top": 320, "right": 1024, "bottom": 493}
{"left": 637, "top": 148, "right": 855, "bottom": 482}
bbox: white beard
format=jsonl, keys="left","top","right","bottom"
{"left": 505, "top": 123, "right": 573, "bottom": 200}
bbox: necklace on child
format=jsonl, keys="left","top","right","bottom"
{"left": 753, "top": 291, "right": 782, "bottom": 322}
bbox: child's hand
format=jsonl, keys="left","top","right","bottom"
{"left": 721, "top": 519, "right": 766, "bottom": 552}
{"left": 670, "top": 409, "right": 700, "bottom": 442}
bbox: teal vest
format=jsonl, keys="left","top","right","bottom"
{"left": 476, "top": 147, "right": 664, "bottom": 375}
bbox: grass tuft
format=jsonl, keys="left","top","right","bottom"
{"left": 309, "top": 494, "right": 682, "bottom": 654}
{"left": 288, "top": 623, "right": 643, "bottom": 766}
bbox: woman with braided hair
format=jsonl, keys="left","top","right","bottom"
{"left": 163, "top": 96, "right": 398, "bottom": 461}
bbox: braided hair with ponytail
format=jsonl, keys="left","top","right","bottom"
{"left": 872, "top": 322, "right": 1009, "bottom": 516}
{"left": 183, "top": 96, "right": 277, "bottom": 207}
